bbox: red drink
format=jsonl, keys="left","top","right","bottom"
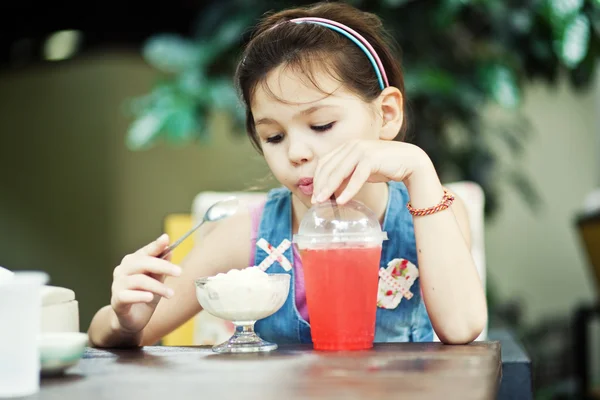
{"left": 301, "top": 246, "right": 381, "bottom": 351}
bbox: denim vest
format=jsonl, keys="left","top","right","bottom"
{"left": 254, "top": 181, "right": 433, "bottom": 343}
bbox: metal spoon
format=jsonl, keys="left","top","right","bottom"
{"left": 157, "top": 196, "right": 240, "bottom": 259}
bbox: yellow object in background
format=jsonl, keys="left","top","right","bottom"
{"left": 161, "top": 214, "right": 195, "bottom": 346}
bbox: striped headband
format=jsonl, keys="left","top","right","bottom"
{"left": 290, "top": 17, "right": 390, "bottom": 90}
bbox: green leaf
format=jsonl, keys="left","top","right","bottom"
{"left": 195, "top": 42, "right": 220, "bottom": 66}
{"left": 124, "top": 93, "right": 155, "bottom": 117}
{"left": 404, "top": 68, "right": 458, "bottom": 96}
{"left": 434, "top": 0, "right": 472, "bottom": 28}
{"left": 142, "top": 34, "right": 201, "bottom": 73}
{"left": 507, "top": 168, "right": 542, "bottom": 210}
{"left": 490, "top": 118, "right": 532, "bottom": 156}
{"left": 479, "top": 64, "right": 521, "bottom": 109}
{"left": 192, "top": 1, "right": 237, "bottom": 39}
{"left": 382, "top": 0, "right": 414, "bottom": 8}
{"left": 126, "top": 112, "right": 167, "bottom": 151}
{"left": 177, "top": 69, "right": 208, "bottom": 100}
{"left": 547, "top": 0, "right": 584, "bottom": 21}
{"left": 531, "top": 36, "right": 555, "bottom": 61}
{"left": 590, "top": 7, "right": 600, "bottom": 35}
{"left": 191, "top": 14, "right": 254, "bottom": 67}
{"left": 163, "top": 107, "right": 201, "bottom": 144}
{"left": 510, "top": 9, "right": 534, "bottom": 34}
{"left": 556, "top": 14, "right": 590, "bottom": 67}
{"left": 207, "top": 78, "right": 241, "bottom": 110}
{"left": 149, "top": 83, "right": 188, "bottom": 115}
{"left": 211, "top": 17, "right": 251, "bottom": 49}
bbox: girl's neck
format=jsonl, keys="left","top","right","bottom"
{"left": 291, "top": 182, "right": 389, "bottom": 234}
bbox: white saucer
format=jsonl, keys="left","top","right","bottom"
{"left": 39, "top": 332, "right": 88, "bottom": 376}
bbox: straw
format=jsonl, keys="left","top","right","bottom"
{"left": 330, "top": 194, "right": 342, "bottom": 220}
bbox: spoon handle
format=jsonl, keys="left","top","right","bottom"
{"left": 157, "top": 219, "right": 206, "bottom": 259}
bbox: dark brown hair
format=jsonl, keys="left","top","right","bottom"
{"left": 235, "top": 2, "right": 407, "bottom": 154}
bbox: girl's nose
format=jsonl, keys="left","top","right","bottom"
{"left": 287, "top": 136, "right": 314, "bottom": 166}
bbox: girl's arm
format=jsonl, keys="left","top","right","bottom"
{"left": 405, "top": 148, "right": 487, "bottom": 344}
{"left": 88, "top": 209, "right": 253, "bottom": 347}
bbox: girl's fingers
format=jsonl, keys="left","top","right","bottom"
{"left": 119, "top": 256, "right": 181, "bottom": 278}
{"left": 115, "top": 290, "right": 155, "bottom": 306}
{"left": 336, "top": 161, "right": 372, "bottom": 204}
{"left": 315, "top": 146, "right": 364, "bottom": 203}
{"left": 135, "top": 234, "right": 170, "bottom": 257}
{"left": 125, "top": 274, "right": 174, "bottom": 299}
{"left": 313, "top": 143, "right": 361, "bottom": 202}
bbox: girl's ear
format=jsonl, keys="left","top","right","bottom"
{"left": 377, "top": 86, "right": 403, "bottom": 141}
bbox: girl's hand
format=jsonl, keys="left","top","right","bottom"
{"left": 312, "top": 140, "right": 430, "bottom": 204}
{"left": 110, "top": 234, "right": 182, "bottom": 335}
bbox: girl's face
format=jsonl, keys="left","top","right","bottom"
{"left": 251, "top": 65, "right": 383, "bottom": 206}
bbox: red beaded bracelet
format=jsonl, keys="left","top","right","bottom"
{"left": 406, "top": 189, "right": 455, "bottom": 216}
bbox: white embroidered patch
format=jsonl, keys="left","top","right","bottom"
{"left": 256, "top": 238, "right": 292, "bottom": 271}
{"left": 377, "top": 258, "right": 418, "bottom": 309}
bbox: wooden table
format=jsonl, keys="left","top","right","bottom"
{"left": 34, "top": 342, "right": 501, "bottom": 400}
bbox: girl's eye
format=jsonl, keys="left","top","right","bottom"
{"left": 266, "top": 134, "right": 284, "bottom": 144}
{"left": 311, "top": 122, "right": 335, "bottom": 132}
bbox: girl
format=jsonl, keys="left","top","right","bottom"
{"left": 88, "top": 2, "right": 487, "bottom": 347}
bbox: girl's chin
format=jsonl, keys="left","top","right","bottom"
{"left": 291, "top": 191, "right": 314, "bottom": 209}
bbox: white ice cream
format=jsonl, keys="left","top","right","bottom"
{"left": 196, "top": 267, "right": 289, "bottom": 322}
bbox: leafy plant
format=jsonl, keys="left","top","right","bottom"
{"left": 125, "top": 0, "right": 600, "bottom": 215}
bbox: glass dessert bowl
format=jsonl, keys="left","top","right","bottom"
{"left": 195, "top": 267, "right": 290, "bottom": 353}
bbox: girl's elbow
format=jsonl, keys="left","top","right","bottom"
{"left": 437, "top": 313, "right": 488, "bottom": 345}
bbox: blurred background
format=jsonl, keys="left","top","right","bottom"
{"left": 1, "top": 0, "right": 600, "bottom": 398}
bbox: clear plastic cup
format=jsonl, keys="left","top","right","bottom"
{"left": 0, "top": 271, "right": 49, "bottom": 398}
{"left": 293, "top": 200, "right": 387, "bottom": 351}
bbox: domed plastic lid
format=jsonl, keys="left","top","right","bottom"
{"left": 293, "top": 200, "right": 388, "bottom": 249}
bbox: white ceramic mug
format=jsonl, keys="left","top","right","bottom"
{"left": 0, "top": 270, "right": 49, "bottom": 398}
